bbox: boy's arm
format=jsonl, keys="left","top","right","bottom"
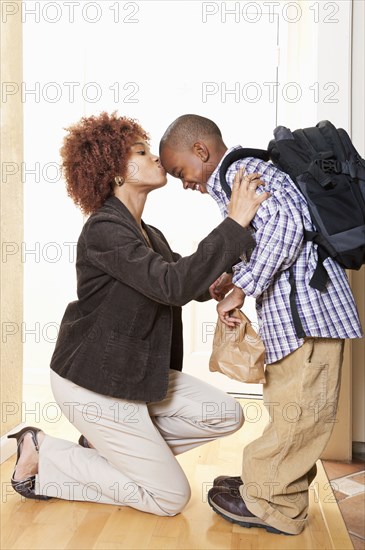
{"left": 232, "top": 199, "right": 304, "bottom": 298}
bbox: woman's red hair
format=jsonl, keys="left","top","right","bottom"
{"left": 60, "top": 111, "right": 148, "bottom": 215}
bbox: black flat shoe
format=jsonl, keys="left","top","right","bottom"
{"left": 7, "top": 426, "right": 51, "bottom": 500}
{"left": 78, "top": 434, "right": 91, "bottom": 448}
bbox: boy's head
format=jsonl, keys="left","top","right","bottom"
{"left": 159, "top": 114, "right": 227, "bottom": 193}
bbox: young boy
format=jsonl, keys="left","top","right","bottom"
{"left": 159, "top": 114, "right": 363, "bottom": 535}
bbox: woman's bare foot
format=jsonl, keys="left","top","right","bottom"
{"left": 13, "top": 431, "right": 45, "bottom": 481}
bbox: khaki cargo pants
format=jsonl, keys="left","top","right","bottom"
{"left": 241, "top": 337, "right": 344, "bottom": 535}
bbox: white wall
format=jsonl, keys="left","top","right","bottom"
{"left": 278, "top": 0, "right": 352, "bottom": 128}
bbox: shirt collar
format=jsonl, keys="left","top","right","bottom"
{"left": 206, "top": 145, "right": 243, "bottom": 198}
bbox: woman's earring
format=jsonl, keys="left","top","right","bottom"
{"left": 114, "top": 176, "right": 124, "bottom": 186}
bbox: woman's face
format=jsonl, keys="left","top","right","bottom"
{"left": 124, "top": 138, "right": 167, "bottom": 191}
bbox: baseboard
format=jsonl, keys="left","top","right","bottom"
{"left": 0, "top": 423, "right": 26, "bottom": 464}
{"left": 352, "top": 441, "right": 365, "bottom": 460}
{"left": 229, "top": 392, "right": 263, "bottom": 399}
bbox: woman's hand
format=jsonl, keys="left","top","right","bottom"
{"left": 209, "top": 272, "right": 234, "bottom": 301}
{"left": 227, "top": 168, "right": 269, "bottom": 228}
{"left": 217, "top": 286, "right": 246, "bottom": 327}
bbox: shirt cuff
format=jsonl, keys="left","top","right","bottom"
{"left": 232, "top": 269, "right": 261, "bottom": 298}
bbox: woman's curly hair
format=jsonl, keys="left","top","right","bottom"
{"left": 60, "top": 111, "right": 149, "bottom": 215}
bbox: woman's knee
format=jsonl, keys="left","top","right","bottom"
{"left": 156, "top": 481, "right": 191, "bottom": 516}
{"left": 226, "top": 398, "right": 244, "bottom": 433}
{"left": 203, "top": 396, "right": 244, "bottom": 433}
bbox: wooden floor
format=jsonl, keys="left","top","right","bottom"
{"left": 1, "top": 392, "right": 354, "bottom": 550}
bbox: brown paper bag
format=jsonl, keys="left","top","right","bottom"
{"left": 209, "top": 309, "right": 266, "bottom": 384}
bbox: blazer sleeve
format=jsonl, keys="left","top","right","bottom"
{"left": 151, "top": 228, "right": 214, "bottom": 304}
{"left": 84, "top": 215, "right": 255, "bottom": 307}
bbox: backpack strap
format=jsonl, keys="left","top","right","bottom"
{"left": 288, "top": 267, "right": 306, "bottom": 338}
{"left": 303, "top": 231, "right": 331, "bottom": 291}
{"left": 287, "top": 231, "right": 330, "bottom": 341}
{"left": 219, "top": 148, "right": 270, "bottom": 198}
{"left": 218, "top": 148, "right": 270, "bottom": 275}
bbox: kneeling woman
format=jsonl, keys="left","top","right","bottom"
{"left": 9, "top": 112, "right": 268, "bottom": 516}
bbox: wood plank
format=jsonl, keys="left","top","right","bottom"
{"left": 93, "top": 507, "right": 158, "bottom": 549}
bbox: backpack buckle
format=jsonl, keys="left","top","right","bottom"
{"left": 320, "top": 159, "right": 341, "bottom": 174}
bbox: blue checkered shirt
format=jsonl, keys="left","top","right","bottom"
{"left": 207, "top": 146, "right": 363, "bottom": 364}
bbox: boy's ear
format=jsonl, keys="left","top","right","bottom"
{"left": 193, "top": 141, "right": 210, "bottom": 162}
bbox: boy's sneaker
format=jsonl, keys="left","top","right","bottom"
{"left": 207, "top": 485, "right": 292, "bottom": 535}
{"left": 213, "top": 475, "right": 243, "bottom": 489}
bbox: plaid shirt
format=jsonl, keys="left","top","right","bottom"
{"left": 207, "top": 146, "right": 363, "bottom": 364}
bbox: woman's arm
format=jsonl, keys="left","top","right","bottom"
{"left": 85, "top": 216, "right": 255, "bottom": 307}
{"left": 149, "top": 229, "right": 212, "bottom": 304}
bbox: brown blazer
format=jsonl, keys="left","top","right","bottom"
{"left": 50, "top": 196, "right": 255, "bottom": 402}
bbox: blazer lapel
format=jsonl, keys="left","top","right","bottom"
{"left": 142, "top": 223, "right": 174, "bottom": 262}
{"left": 105, "top": 197, "right": 174, "bottom": 262}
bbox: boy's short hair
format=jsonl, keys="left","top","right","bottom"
{"left": 160, "top": 114, "right": 222, "bottom": 151}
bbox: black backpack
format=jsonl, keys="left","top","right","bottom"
{"left": 219, "top": 120, "right": 365, "bottom": 337}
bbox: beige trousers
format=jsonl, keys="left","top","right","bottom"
{"left": 241, "top": 337, "right": 344, "bottom": 535}
{"left": 36, "top": 369, "right": 243, "bottom": 516}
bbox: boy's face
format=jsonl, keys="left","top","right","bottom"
{"left": 160, "top": 145, "right": 211, "bottom": 194}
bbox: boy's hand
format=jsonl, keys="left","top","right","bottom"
{"left": 209, "top": 272, "right": 234, "bottom": 301}
{"left": 217, "top": 286, "right": 246, "bottom": 327}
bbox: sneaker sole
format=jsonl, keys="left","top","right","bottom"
{"left": 207, "top": 495, "right": 293, "bottom": 536}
